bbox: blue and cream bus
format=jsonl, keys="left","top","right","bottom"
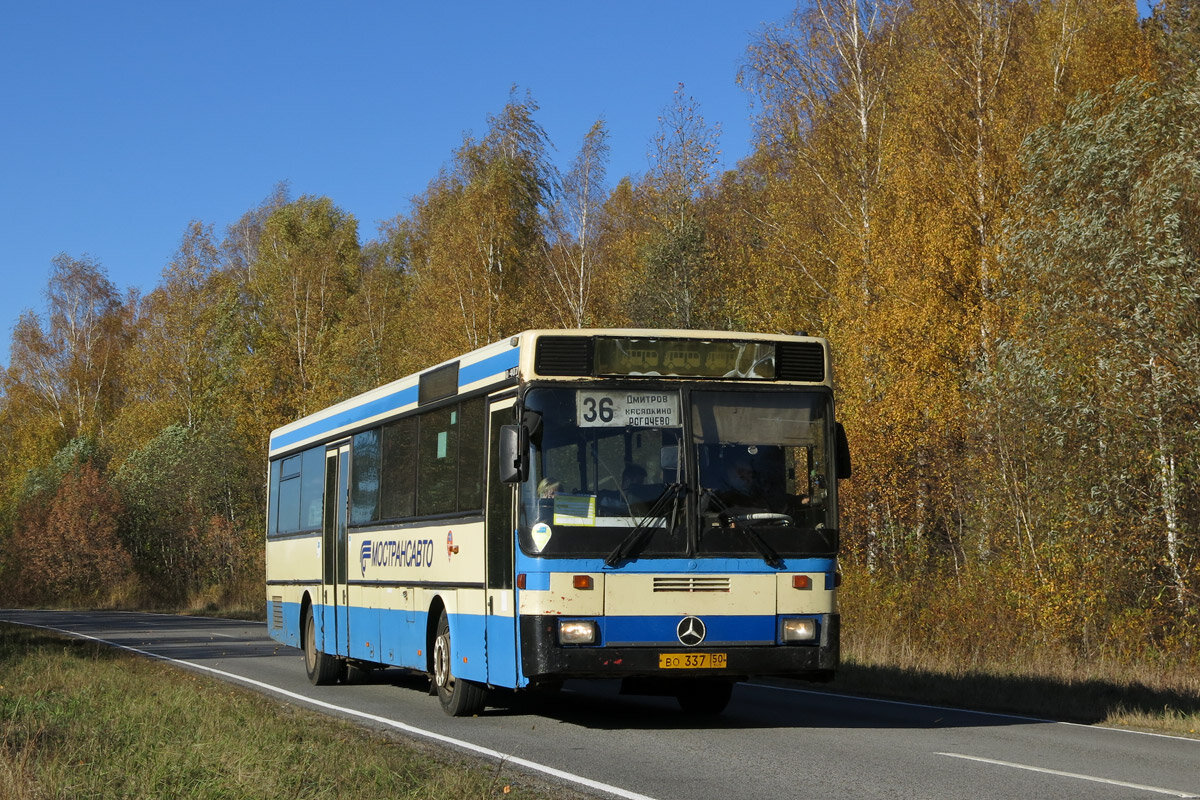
{"left": 265, "top": 329, "right": 850, "bottom": 715}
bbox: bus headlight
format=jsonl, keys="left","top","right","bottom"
{"left": 558, "top": 620, "right": 598, "bottom": 645}
{"left": 781, "top": 617, "right": 818, "bottom": 643}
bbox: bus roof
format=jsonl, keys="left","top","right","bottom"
{"left": 268, "top": 328, "right": 830, "bottom": 457}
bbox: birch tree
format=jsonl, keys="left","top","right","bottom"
{"left": 1001, "top": 78, "right": 1200, "bottom": 610}
{"left": 408, "top": 90, "right": 555, "bottom": 354}
{"left": 543, "top": 119, "right": 610, "bottom": 328}
{"left": 245, "top": 195, "right": 360, "bottom": 419}
{"left": 6, "top": 254, "right": 130, "bottom": 439}
{"left": 741, "top": 0, "right": 896, "bottom": 300}
{"left": 637, "top": 84, "right": 721, "bottom": 328}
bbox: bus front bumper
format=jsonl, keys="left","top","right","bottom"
{"left": 519, "top": 614, "right": 839, "bottom": 681}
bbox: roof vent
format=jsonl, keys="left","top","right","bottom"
{"left": 535, "top": 336, "right": 593, "bottom": 376}
{"left": 776, "top": 342, "right": 825, "bottom": 382}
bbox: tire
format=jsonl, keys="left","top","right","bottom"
{"left": 431, "top": 611, "right": 487, "bottom": 716}
{"left": 676, "top": 679, "right": 734, "bottom": 715}
{"left": 303, "top": 604, "right": 341, "bottom": 686}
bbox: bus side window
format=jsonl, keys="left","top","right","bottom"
{"left": 418, "top": 406, "right": 458, "bottom": 515}
{"left": 457, "top": 398, "right": 485, "bottom": 510}
{"left": 381, "top": 417, "right": 417, "bottom": 519}
{"left": 351, "top": 428, "right": 381, "bottom": 525}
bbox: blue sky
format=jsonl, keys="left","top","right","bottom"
{"left": 1, "top": 1, "right": 788, "bottom": 366}
{"left": 1, "top": 1, "right": 1159, "bottom": 368}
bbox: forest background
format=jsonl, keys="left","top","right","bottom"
{"left": 2, "top": 0, "right": 1198, "bottom": 685}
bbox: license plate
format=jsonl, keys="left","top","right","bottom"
{"left": 658, "top": 652, "right": 727, "bottom": 669}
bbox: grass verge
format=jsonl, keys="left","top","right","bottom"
{"left": 0, "top": 624, "right": 556, "bottom": 800}
{"left": 825, "top": 643, "right": 1200, "bottom": 738}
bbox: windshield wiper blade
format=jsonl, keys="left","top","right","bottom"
{"left": 729, "top": 521, "right": 785, "bottom": 569}
{"left": 605, "top": 483, "right": 687, "bottom": 567}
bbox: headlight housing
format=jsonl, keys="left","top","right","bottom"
{"left": 780, "top": 617, "right": 819, "bottom": 643}
{"left": 558, "top": 619, "right": 598, "bottom": 645}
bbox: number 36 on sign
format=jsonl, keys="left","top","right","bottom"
{"left": 576, "top": 390, "right": 681, "bottom": 428}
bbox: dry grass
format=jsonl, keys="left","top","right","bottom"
{"left": 834, "top": 629, "right": 1200, "bottom": 738}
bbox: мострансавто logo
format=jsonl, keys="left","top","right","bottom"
{"left": 360, "top": 538, "right": 436, "bottom": 576}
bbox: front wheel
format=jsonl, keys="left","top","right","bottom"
{"left": 303, "top": 604, "right": 341, "bottom": 686}
{"left": 431, "top": 611, "right": 487, "bottom": 716}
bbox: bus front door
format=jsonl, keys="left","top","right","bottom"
{"left": 485, "top": 401, "right": 519, "bottom": 687}
{"left": 321, "top": 442, "right": 351, "bottom": 658}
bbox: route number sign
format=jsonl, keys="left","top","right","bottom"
{"left": 576, "top": 390, "right": 681, "bottom": 428}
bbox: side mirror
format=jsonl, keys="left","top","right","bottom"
{"left": 835, "top": 423, "right": 852, "bottom": 480}
{"left": 499, "top": 424, "right": 528, "bottom": 483}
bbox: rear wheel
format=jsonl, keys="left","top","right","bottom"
{"left": 676, "top": 679, "right": 734, "bottom": 714}
{"left": 303, "top": 604, "right": 341, "bottom": 686}
{"left": 432, "top": 611, "right": 487, "bottom": 716}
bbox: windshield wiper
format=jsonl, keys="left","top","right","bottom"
{"left": 699, "top": 488, "right": 787, "bottom": 569}
{"left": 605, "top": 483, "right": 687, "bottom": 567}
{"left": 728, "top": 519, "right": 785, "bottom": 569}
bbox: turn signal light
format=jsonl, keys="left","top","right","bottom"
{"left": 573, "top": 575, "right": 594, "bottom": 590}
{"left": 792, "top": 575, "right": 812, "bottom": 590}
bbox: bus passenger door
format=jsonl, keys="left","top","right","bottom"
{"left": 485, "top": 400, "right": 519, "bottom": 687}
{"left": 322, "top": 442, "right": 351, "bottom": 658}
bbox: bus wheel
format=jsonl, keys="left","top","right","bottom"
{"left": 303, "top": 605, "right": 341, "bottom": 686}
{"left": 676, "top": 679, "right": 734, "bottom": 715}
{"left": 432, "top": 611, "right": 486, "bottom": 716}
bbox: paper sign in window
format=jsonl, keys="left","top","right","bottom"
{"left": 553, "top": 494, "right": 596, "bottom": 526}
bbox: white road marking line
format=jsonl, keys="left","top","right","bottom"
{"left": 6, "top": 620, "right": 659, "bottom": 800}
{"left": 747, "top": 682, "right": 1200, "bottom": 744}
{"left": 938, "top": 752, "right": 1199, "bottom": 798}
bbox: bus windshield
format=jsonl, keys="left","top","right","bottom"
{"left": 517, "top": 386, "right": 836, "bottom": 560}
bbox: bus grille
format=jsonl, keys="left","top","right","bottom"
{"left": 271, "top": 596, "right": 284, "bottom": 630}
{"left": 653, "top": 576, "right": 731, "bottom": 593}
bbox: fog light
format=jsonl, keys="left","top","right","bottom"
{"left": 558, "top": 619, "right": 597, "bottom": 645}
{"left": 781, "top": 618, "right": 818, "bottom": 642}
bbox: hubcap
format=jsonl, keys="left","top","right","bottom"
{"left": 433, "top": 631, "right": 453, "bottom": 690}
{"left": 304, "top": 614, "right": 316, "bottom": 671}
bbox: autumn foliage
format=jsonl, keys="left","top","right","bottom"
{"left": 1, "top": 1, "right": 1197, "bottom": 675}
{"left": 12, "top": 460, "right": 131, "bottom": 606}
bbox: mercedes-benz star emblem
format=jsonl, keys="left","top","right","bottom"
{"left": 676, "top": 616, "right": 707, "bottom": 646}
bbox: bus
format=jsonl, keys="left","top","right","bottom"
{"left": 265, "top": 329, "right": 850, "bottom": 715}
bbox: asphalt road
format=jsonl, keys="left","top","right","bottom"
{"left": 3, "top": 609, "right": 1198, "bottom": 799}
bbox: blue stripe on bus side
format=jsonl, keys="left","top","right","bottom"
{"left": 514, "top": 555, "right": 837, "bottom": 574}
{"left": 270, "top": 385, "right": 419, "bottom": 452}
{"left": 459, "top": 347, "right": 519, "bottom": 387}
{"left": 269, "top": 599, "right": 303, "bottom": 649}
{"left": 268, "top": 600, "right": 801, "bottom": 686}
{"left": 269, "top": 348, "right": 519, "bottom": 453}
{"left": 297, "top": 604, "right": 505, "bottom": 687}
{"left": 449, "top": 611, "right": 490, "bottom": 683}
